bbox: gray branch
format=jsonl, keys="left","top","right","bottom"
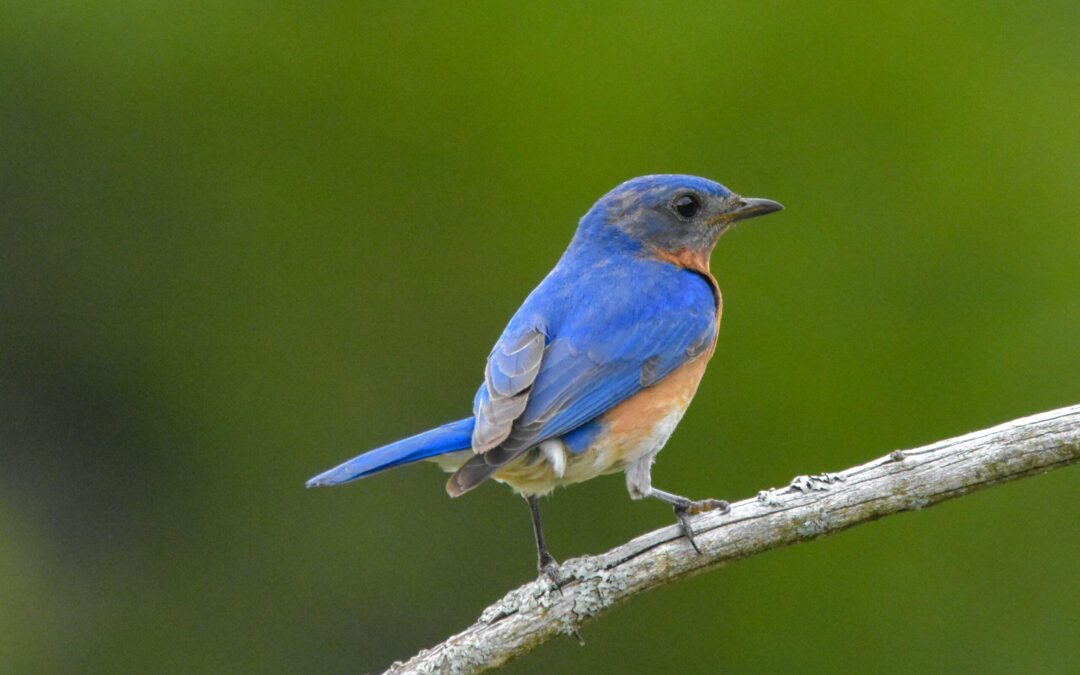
{"left": 386, "top": 403, "right": 1080, "bottom": 674}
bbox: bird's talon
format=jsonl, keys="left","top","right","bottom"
{"left": 538, "top": 555, "right": 564, "bottom": 590}
{"left": 542, "top": 568, "right": 564, "bottom": 593}
{"left": 674, "top": 506, "right": 703, "bottom": 553}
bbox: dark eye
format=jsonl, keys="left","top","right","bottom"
{"left": 672, "top": 194, "right": 701, "bottom": 220}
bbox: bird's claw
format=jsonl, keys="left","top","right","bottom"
{"left": 674, "top": 506, "right": 702, "bottom": 553}
{"left": 674, "top": 498, "right": 729, "bottom": 553}
{"left": 538, "top": 553, "right": 564, "bottom": 591}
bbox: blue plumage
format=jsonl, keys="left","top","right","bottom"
{"left": 305, "top": 417, "right": 474, "bottom": 487}
{"left": 304, "top": 235, "right": 714, "bottom": 487}
{"left": 306, "top": 174, "right": 782, "bottom": 571}
{"left": 503, "top": 257, "right": 716, "bottom": 444}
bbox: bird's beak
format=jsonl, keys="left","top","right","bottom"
{"left": 723, "top": 196, "right": 784, "bottom": 223}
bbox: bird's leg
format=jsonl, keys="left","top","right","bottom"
{"left": 525, "top": 494, "right": 561, "bottom": 583}
{"left": 646, "top": 488, "right": 730, "bottom": 554}
{"left": 625, "top": 458, "right": 728, "bottom": 553}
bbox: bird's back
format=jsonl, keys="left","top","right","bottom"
{"left": 451, "top": 241, "right": 720, "bottom": 494}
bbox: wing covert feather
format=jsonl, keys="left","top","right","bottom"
{"left": 472, "top": 329, "right": 545, "bottom": 452}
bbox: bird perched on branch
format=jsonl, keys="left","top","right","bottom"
{"left": 307, "top": 175, "right": 782, "bottom": 579}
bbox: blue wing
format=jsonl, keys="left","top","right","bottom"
{"left": 448, "top": 256, "right": 716, "bottom": 495}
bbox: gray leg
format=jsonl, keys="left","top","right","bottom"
{"left": 626, "top": 456, "right": 729, "bottom": 553}
{"left": 525, "top": 495, "right": 561, "bottom": 581}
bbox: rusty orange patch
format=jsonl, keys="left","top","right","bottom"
{"left": 603, "top": 354, "right": 709, "bottom": 439}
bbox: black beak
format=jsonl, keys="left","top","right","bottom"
{"left": 726, "top": 196, "right": 784, "bottom": 223}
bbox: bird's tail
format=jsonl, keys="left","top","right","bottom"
{"left": 305, "top": 417, "right": 475, "bottom": 487}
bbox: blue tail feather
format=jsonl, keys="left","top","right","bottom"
{"left": 306, "top": 417, "right": 475, "bottom": 487}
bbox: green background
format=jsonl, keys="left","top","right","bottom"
{"left": 3, "top": 2, "right": 1079, "bottom": 672}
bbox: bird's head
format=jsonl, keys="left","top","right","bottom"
{"left": 579, "top": 174, "right": 783, "bottom": 261}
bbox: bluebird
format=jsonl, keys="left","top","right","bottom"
{"left": 307, "top": 175, "right": 782, "bottom": 578}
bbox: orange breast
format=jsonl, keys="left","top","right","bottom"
{"left": 487, "top": 353, "right": 714, "bottom": 495}
{"left": 601, "top": 352, "right": 710, "bottom": 445}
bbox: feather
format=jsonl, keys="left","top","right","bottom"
{"left": 448, "top": 255, "right": 716, "bottom": 496}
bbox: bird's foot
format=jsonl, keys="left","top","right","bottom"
{"left": 673, "top": 498, "right": 730, "bottom": 553}
{"left": 537, "top": 551, "right": 564, "bottom": 590}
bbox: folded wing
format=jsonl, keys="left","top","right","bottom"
{"left": 449, "top": 290, "right": 714, "bottom": 496}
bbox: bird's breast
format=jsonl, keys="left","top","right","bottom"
{"left": 588, "top": 351, "right": 710, "bottom": 463}
{"left": 489, "top": 352, "right": 711, "bottom": 495}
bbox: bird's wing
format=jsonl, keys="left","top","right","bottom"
{"left": 471, "top": 329, "right": 546, "bottom": 452}
{"left": 449, "top": 275, "right": 715, "bottom": 495}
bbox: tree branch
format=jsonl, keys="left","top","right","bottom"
{"left": 386, "top": 404, "right": 1080, "bottom": 674}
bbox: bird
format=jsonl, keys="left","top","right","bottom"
{"left": 306, "top": 174, "right": 782, "bottom": 579}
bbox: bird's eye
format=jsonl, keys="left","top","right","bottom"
{"left": 672, "top": 194, "right": 701, "bottom": 220}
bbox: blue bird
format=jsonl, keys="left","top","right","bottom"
{"left": 307, "top": 175, "right": 782, "bottom": 577}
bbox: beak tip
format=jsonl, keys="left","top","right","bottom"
{"left": 730, "top": 196, "right": 784, "bottom": 222}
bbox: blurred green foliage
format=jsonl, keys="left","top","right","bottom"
{"left": 2, "top": 1, "right": 1079, "bottom": 672}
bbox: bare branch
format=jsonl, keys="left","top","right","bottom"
{"left": 386, "top": 404, "right": 1080, "bottom": 674}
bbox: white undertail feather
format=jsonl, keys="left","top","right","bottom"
{"left": 539, "top": 439, "right": 568, "bottom": 479}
